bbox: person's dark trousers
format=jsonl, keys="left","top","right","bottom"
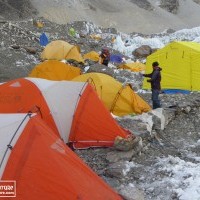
{"left": 152, "top": 89, "right": 161, "bottom": 109}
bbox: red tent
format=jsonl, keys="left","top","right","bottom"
{"left": 0, "top": 114, "right": 122, "bottom": 199}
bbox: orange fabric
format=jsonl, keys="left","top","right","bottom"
{"left": 0, "top": 78, "right": 128, "bottom": 149}
{"left": 29, "top": 60, "right": 81, "bottom": 81}
{"left": 69, "top": 84, "right": 128, "bottom": 148}
{"left": 83, "top": 51, "right": 99, "bottom": 62}
{"left": 2, "top": 115, "right": 122, "bottom": 200}
{"left": 0, "top": 79, "right": 59, "bottom": 137}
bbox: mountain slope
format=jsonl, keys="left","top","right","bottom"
{"left": 1, "top": 0, "right": 200, "bottom": 34}
{"left": 29, "top": 0, "right": 200, "bottom": 34}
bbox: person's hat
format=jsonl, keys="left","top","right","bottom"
{"left": 152, "top": 61, "right": 159, "bottom": 67}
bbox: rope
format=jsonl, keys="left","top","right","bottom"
{"left": 0, "top": 113, "right": 32, "bottom": 170}
{"left": 110, "top": 85, "right": 125, "bottom": 113}
{"left": 69, "top": 81, "right": 89, "bottom": 143}
{"left": 110, "top": 83, "right": 141, "bottom": 114}
{"left": 72, "top": 81, "right": 88, "bottom": 118}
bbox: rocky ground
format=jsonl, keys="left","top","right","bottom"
{"left": 75, "top": 92, "right": 200, "bottom": 200}
{"left": 1, "top": 17, "right": 200, "bottom": 199}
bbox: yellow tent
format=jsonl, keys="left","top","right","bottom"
{"left": 72, "top": 73, "right": 151, "bottom": 116}
{"left": 29, "top": 60, "right": 81, "bottom": 80}
{"left": 83, "top": 51, "right": 100, "bottom": 62}
{"left": 41, "top": 40, "right": 84, "bottom": 63}
{"left": 143, "top": 41, "right": 200, "bottom": 91}
{"left": 119, "top": 62, "right": 146, "bottom": 72}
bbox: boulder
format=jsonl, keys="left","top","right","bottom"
{"left": 114, "top": 135, "right": 142, "bottom": 152}
{"left": 87, "top": 63, "right": 115, "bottom": 76}
{"left": 117, "top": 117, "right": 150, "bottom": 137}
{"left": 106, "top": 149, "right": 137, "bottom": 163}
{"left": 24, "top": 47, "right": 37, "bottom": 54}
{"left": 132, "top": 45, "right": 152, "bottom": 58}
{"left": 105, "top": 161, "right": 135, "bottom": 178}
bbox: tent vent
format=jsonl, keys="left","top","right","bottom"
{"left": 10, "top": 82, "right": 21, "bottom": 87}
{"left": 182, "top": 51, "right": 184, "bottom": 58}
{"left": 7, "top": 144, "right": 13, "bottom": 150}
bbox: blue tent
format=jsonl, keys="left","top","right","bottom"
{"left": 40, "top": 33, "right": 49, "bottom": 46}
{"left": 163, "top": 89, "right": 190, "bottom": 94}
{"left": 110, "top": 54, "right": 123, "bottom": 63}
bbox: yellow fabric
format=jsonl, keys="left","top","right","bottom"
{"left": 36, "top": 21, "right": 44, "bottom": 28}
{"left": 41, "top": 40, "right": 84, "bottom": 63}
{"left": 119, "top": 62, "right": 146, "bottom": 72}
{"left": 29, "top": 60, "right": 81, "bottom": 80}
{"left": 72, "top": 73, "right": 151, "bottom": 116}
{"left": 90, "top": 34, "right": 101, "bottom": 40}
{"left": 83, "top": 51, "right": 100, "bottom": 62}
{"left": 143, "top": 41, "right": 200, "bottom": 91}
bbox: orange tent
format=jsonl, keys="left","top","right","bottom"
{"left": 0, "top": 113, "right": 122, "bottom": 199}
{"left": 0, "top": 78, "right": 129, "bottom": 149}
{"left": 29, "top": 60, "right": 81, "bottom": 80}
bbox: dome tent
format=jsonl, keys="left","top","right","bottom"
{"left": 143, "top": 41, "right": 200, "bottom": 92}
{"left": 0, "top": 113, "right": 122, "bottom": 200}
{"left": 41, "top": 40, "right": 84, "bottom": 63}
{"left": 73, "top": 73, "right": 151, "bottom": 116}
{"left": 29, "top": 60, "right": 81, "bottom": 81}
{"left": 83, "top": 51, "right": 100, "bottom": 62}
{"left": 0, "top": 78, "right": 129, "bottom": 149}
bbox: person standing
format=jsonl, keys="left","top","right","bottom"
{"left": 99, "top": 48, "right": 110, "bottom": 66}
{"left": 143, "top": 61, "right": 162, "bottom": 109}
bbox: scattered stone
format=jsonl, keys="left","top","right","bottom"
{"left": 150, "top": 108, "right": 166, "bottom": 130}
{"left": 87, "top": 63, "right": 115, "bottom": 76}
{"left": 23, "top": 46, "right": 37, "bottom": 54}
{"left": 106, "top": 149, "right": 137, "bottom": 163}
{"left": 11, "top": 45, "right": 20, "bottom": 49}
{"left": 118, "top": 185, "right": 145, "bottom": 200}
{"left": 117, "top": 118, "right": 149, "bottom": 137}
{"left": 105, "top": 161, "right": 131, "bottom": 179}
{"left": 114, "top": 135, "right": 142, "bottom": 152}
{"left": 183, "top": 106, "right": 191, "bottom": 114}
